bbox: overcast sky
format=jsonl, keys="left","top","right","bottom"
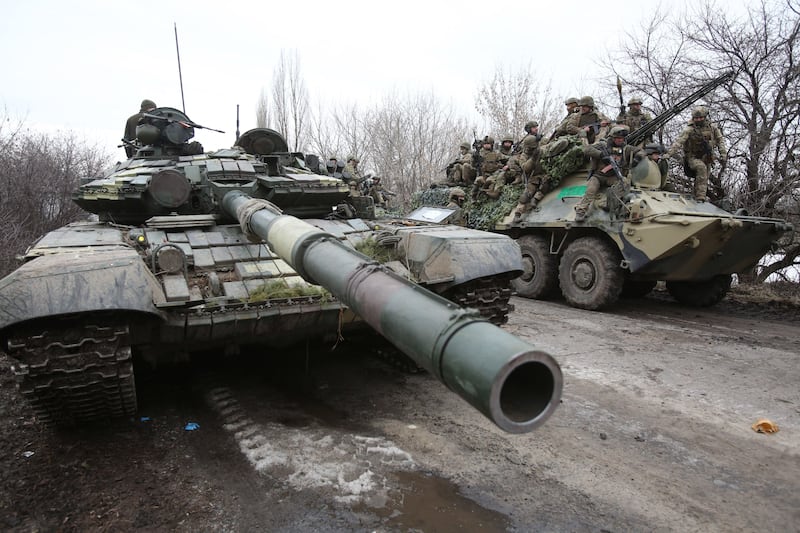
{"left": 1, "top": 0, "right": 742, "bottom": 159}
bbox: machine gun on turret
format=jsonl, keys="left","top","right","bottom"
{"left": 626, "top": 70, "right": 734, "bottom": 147}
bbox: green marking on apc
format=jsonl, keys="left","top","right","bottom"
{"left": 558, "top": 185, "right": 587, "bottom": 199}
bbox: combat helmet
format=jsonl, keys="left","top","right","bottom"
{"left": 609, "top": 125, "right": 630, "bottom": 138}
{"left": 578, "top": 96, "right": 595, "bottom": 107}
{"left": 692, "top": 106, "right": 708, "bottom": 119}
{"left": 628, "top": 97, "right": 643, "bottom": 106}
{"left": 449, "top": 187, "right": 466, "bottom": 200}
{"left": 524, "top": 120, "right": 539, "bottom": 133}
{"left": 501, "top": 133, "right": 514, "bottom": 144}
{"left": 459, "top": 141, "right": 471, "bottom": 150}
{"left": 483, "top": 136, "right": 495, "bottom": 147}
{"left": 644, "top": 143, "right": 665, "bottom": 155}
{"left": 564, "top": 97, "right": 579, "bottom": 105}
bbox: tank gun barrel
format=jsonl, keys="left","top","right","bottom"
{"left": 222, "top": 191, "right": 562, "bottom": 433}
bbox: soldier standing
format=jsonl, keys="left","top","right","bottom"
{"left": 574, "top": 125, "right": 643, "bottom": 222}
{"left": 123, "top": 99, "right": 157, "bottom": 157}
{"left": 343, "top": 156, "right": 363, "bottom": 196}
{"left": 617, "top": 97, "right": 652, "bottom": 146}
{"left": 665, "top": 106, "right": 727, "bottom": 202}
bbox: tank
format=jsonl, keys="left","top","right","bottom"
{"left": 417, "top": 72, "right": 793, "bottom": 310}
{"left": 0, "top": 107, "right": 561, "bottom": 431}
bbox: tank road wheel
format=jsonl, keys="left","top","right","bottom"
{"left": 511, "top": 235, "right": 559, "bottom": 299}
{"left": 7, "top": 317, "right": 137, "bottom": 426}
{"left": 666, "top": 274, "right": 732, "bottom": 307}
{"left": 621, "top": 279, "right": 658, "bottom": 299}
{"left": 558, "top": 237, "right": 624, "bottom": 310}
{"left": 443, "top": 277, "right": 514, "bottom": 325}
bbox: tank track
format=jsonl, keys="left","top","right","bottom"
{"left": 444, "top": 276, "right": 514, "bottom": 325}
{"left": 7, "top": 318, "right": 137, "bottom": 426}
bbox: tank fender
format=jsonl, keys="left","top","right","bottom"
{"left": 395, "top": 228, "right": 523, "bottom": 286}
{"left": 0, "top": 248, "right": 165, "bottom": 332}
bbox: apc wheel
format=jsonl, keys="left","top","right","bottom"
{"left": 512, "top": 235, "right": 559, "bottom": 299}
{"left": 666, "top": 274, "right": 732, "bottom": 307}
{"left": 621, "top": 279, "right": 657, "bottom": 299}
{"left": 558, "top": 237, "right": 624, "bottom": 310}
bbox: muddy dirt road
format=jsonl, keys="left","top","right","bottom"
{"left": 1, "top": 295, "right": 798, "bottom": 532}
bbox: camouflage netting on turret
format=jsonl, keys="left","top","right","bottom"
{"left": 463, "top": 185, "right": 524, "bottom": 230}
{"left": 412, "top": 184, "right": 523, "bottom": 230}
{"left": 411, "top": 187, "right": 452, "bottom": 210}
{"left": 541, "top": 135, "right": 586, "bottom": 186}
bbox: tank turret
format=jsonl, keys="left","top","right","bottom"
{"left": 0, "top": 110, "right": 549, "bottom": 429}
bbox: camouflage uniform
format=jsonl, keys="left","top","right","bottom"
{"left": 548, "top": 97, "right": 580, "bottom": 141}
{"left": 665, "top": 107, "right": 727, "bottom": 202}
{"left": 343, "top": 156, "right": 363, "bottom": 196}
{"left": 558, "top": 96, "right": 612, "bottom": 144}
{"left": 512, "top": 135, "right": 552, "bottom": 220}
{"left": 574, "top": 126, "right": 643, "bottom": 221}
{"left": 445, "top": 188, "right": 466, "bottom": 225}
{"left": 123, "top": 99, "right": 157, "bottom": 157}
{"left": 616, "top": 97, "right": 652, "bottom": 146}
{"left": 446, "top": 142, "right": 476, "bottom": 185}
{"left": 471, "top": 137, "right": 508, "bottom": 199}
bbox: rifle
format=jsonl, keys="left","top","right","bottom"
{"left": 471, "top": 131, "right": 484, "bottom": 176}
{"left": 616, "top": 76, "right": 626, "bottom": 118}
{"left": 626, "top": 70, "right": 734, "bottom": 147}
{"left": 142, "top": 112, "right": 226, "bottom": 134}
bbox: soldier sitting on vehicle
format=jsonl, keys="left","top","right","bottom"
{"left": 445, "top": 142, "right": 476, "bottom": 186}
{"left": 512, "top": 135, "right": 553, "bottom": 221}
{"left": 445, "top": 187, "right": 467, "bottom": 225}
{"left": 557, "top": 96, "right": 612, "bottom": 145}
{"left": 574, "top": 125, "right": 643, "bottom": 222}
{"left": 471, "top": 136, "right": 508, "bottom": 199}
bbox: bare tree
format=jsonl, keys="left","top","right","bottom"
{"left": 0, "top": 119, "right": 111, "bottom": 277}
{"left": 255, "top": 87, "right": 271, "bottom": 129}
{"left": 474, "top": 63, "right": 560, "bottom": 139}
{"left": 364, "top": 90, "right": 472, "bottom": 204}
{"left": 607, "top": 0, "right": 800, "bottom": 282}
{"left": 271, "top": 50, "right": 309, "bottom": 152}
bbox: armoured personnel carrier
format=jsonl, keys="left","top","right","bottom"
{"left": 416, "top": 72, "right": 793, "bottom": 310}
{"left": 0, "top": 108, "right": 561, "bottom": 431}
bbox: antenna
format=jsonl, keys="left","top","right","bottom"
{"left": 235, "top": 104, "right": 240, "bottom": 145}
{"left": 174, "top": 22, "right": 186, "bottom": 113}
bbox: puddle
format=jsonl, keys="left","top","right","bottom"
{"left": 370, "top": 470, "right": 510, "bottom": 532}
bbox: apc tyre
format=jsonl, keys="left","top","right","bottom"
{"left": 666, "top": 274, "right": 732, "bottom": 307}
{"left": 558, "top": 237, "right": 624, "bottom": 310}
{"left": 512, "top": 235, "right": 559, "bottom": 299}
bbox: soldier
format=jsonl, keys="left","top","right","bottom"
{"left": 574, "top": 125, "right": 643, "bottom": 222}
{"left": 557, "top": 96, "right": 612, "bottom": 144}
{"left": 643, "top": 143, "right": 671, "bottom": 190}
{"left": 512, "top": 135, "right": 552, "bottom": 221}
{"left": 446, "top": 142, "right": 476, "bottom": 185}
{"left": 343, "top": 156, "right": 363, "bottom": 196}
{"left": 665, "top": 106, "right": 727, "bottom": 202}
{"left": 617, "top": 97, "right": 652, "bottom": 146}
{"left": 499, "top": 134, "right": 515, "bottom": 157}
{"left": 547, "top": 97, "right": 580, "bottom": 142}
{"left": 471, "top": 136, "right": 508, "bottom": 199}
{"left": 515, "top": 121, "right": 541, "bottom": 154}
{"left": 123, "top": 99, "right": 157, "bottom": 157}
{"left": 445, "top": 187, "right": 467, "bottom": 225}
